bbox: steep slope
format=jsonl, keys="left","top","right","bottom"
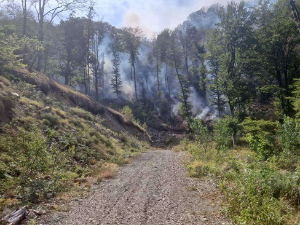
{"left": 0, "top": 67, "right": 150, "bottom": 215}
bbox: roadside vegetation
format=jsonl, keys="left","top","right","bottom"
{"left": 182, "top": 112, "right": 300, "bottom": 224}
{"left": 0, "top": 70, "right": 149, "bottom": 216}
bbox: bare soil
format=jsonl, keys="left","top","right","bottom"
{"left": 37, "top": 150, "right": 227, "bottom": 225}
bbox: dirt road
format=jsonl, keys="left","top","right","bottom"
{"left": 39, "top": 150, "right": 227, "bottom": 225}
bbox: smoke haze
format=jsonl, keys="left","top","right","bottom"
{"left": 95, "top": 0, "right": 250, "bottom": 38}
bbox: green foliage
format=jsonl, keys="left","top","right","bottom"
{"left": 277, "top": 116, "right": 300, "bottom": 154}
{"left": 41, "top": 113, "right": 60, "bottom": 127}
{"left": 223, "top": 165, "right": 292, "bottom": 225}
{"left": 214, "top": 116, "right": 239, "bottom": 151}
{"left": 122, "top": 105, "right": 134, "bottom": 121}
{"left": 190, "top": 118, "right": 212, "bottom": 154}
{"left": 242, "top": 118, "right": 276, "bottom": 160}
{"left": 0, "top": 26, "right": 43, "bottom": 69}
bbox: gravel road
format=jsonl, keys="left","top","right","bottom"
{"left": 39, "top": 150, "right": 227, "bottom": 225}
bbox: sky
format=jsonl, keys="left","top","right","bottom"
{"left": 93, "top": 0, "right": 242, "bottom": 38}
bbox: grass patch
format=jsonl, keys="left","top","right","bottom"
{"left": 20, "top": 97, "right": 44, "bottom": 109}
{"left": 71, "top": 107, "right": 93, "bottom": 121}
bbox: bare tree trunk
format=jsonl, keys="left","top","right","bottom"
{"left": 22, "top": 0, "right": 27, "bottom": 36}
{"left": 37, "top": 0, "right": 45, "bottom": 71}
{"left": 133, "top": 63, "right": 137, "bottom": 100}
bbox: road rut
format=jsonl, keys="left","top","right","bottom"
{"left": 39, "top": 150, "right": 227, "bottom": 225}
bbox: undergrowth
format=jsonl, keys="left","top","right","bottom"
{"left": 181, "top": 117, "right": 300, "bottom": 225}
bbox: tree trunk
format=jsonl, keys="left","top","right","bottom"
{"left": 133, "top": 63, "right": 138, "bottom": 100}
{"left": 37, "top": 0, "right": 45, "bottom": 72}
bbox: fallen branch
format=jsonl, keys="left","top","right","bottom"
{"left": 1, "top": 206, "right": 26, "bottom": 225}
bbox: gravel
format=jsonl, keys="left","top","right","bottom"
{"left": 38, "top": 150, "right": 227, "bottom": 225}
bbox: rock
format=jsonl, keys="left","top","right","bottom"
{"left": 32, "top": 210, "right": 47, "bottom": 216}
{"left": 10, "top": 92, "right": 20, "bottom": 99}
{"left": 41, "top": 106, "right": 51, "bottom": 112}
{"left": 45, "top": 192, "right": 54, "bottom": 199}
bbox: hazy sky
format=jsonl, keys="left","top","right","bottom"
{"left": 94, "top": 0, "right": 243, "bottom": 37}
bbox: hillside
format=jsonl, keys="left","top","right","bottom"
{"left": 0, "top": 66, "right": 150, "bottom": 216}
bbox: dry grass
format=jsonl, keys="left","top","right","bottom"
{"left": 97, "top": 163, "right": 119, "bottom": 182}
{"left": 52, "top": 107, "right": 67, "bottom": 118}
{"left": 20, "top": 97, "right": 44, "bottom": 109}
{"left": 0, "top": 76, "right": 11, "bottom": 86}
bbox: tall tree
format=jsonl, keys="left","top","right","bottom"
{"left": 207, "top": 29, "right": 225, "bottom": 116}
{"left": 32, "top": 0, "right": 86, "bottom": 71}
{"left": 215, "top": 1, "right": 255, "bottom": 117}
{"left": 121, "top": 27, "right": 142, "bottom": 100}
{"left": 91, "top": 21, "right": 105, "bottom": 100}
{"left": 255, "top": 0, "right": 300, "bottom": 116}
{"left": 110, "top": 44, "right": 122, "bottom": 96}
{"left": 168, "top": 31, "right": 192, "bottom": 122}
{"left": 157, "top": 29, "right": 171, "bottom": 96}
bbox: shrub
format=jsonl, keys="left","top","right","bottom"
{"left": 41, "top": 113, "right": 60, "bottom": 127}
{"left": 277, "top": 116, "right": 300, "bottom": 154}
{"left": 122, "top": 106, "right": 133, "bottom": 121}
{"left": 190, "top": 118, "right": 213, "bottom": 154}
{"left": 223, "top": 165, "right": 292, "bottom": 225}
{"left": 242, "top": 118, "right": 276, "bottom": 160}
{"left": 214, "top": 116, "right": 239, "bottom": 151}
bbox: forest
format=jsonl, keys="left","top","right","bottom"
{"left": 1, "top": 0, "right": 300, "bottom": 224}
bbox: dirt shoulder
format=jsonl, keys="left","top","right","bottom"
{"left": 37, "top": 150, "right": 227, "bottom": 225}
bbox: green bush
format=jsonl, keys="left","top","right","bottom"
{"left": 122, "top": 105, "right": 133, "bottom": 121}
{"left": 277, "top": 116, "right": 300, "bottom": 155}
{"left": 242, "top": 118, "right": 276, "bottom": 160}
{"left": 41, "top": 113, "right": 60, "bottom": 127}
{"left": 214, "top": 116, "right": 239, "bottom": 151}
{"left": 190, "top": 118, "right": 212, "bottom": 154}
{"left": 223, "top": 164, "right": 293, "bottom": 225}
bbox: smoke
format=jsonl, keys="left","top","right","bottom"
{"left": 95, "top": 0, "right": 248, "bottom": 38}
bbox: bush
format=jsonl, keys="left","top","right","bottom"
{"left": 214, "top": 116, "right": 239, "bottom": 151}
{"left": 122, "top": 106, "right": 133, "bottom": 121}
{"left": 277, "top": 116, "right": 300, "bottom": 154}
{"left": 190, "top": 118, "right": 213, "bottom": 154}
{"left": 41, "top": 113, "right": 60, "bottom": 127}
{"left": 223, "top": 165, "right": 293, "bottom": 225}
{"left": 242, "top": 118, "right": 276, "bottom": 160}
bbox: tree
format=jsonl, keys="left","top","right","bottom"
{"left": 121, "top": 27, "right": 142, "bottom": 100}
{"left": 195, "top": 43, "right": 207, "bottom": 100}
{"left": 32, "top": 0, "right": 87, "bottom": 71}
{"left": 157, "top": 29, "right": 172, "bottom": 96}
{"left": 255, "top": 0, "right": 300, "bottom": 116}
{"left": 148, "top": 35, "right": 163, "bottom": 111}
{"left": 207, "top": 29, "right": 226, "bottom": 116}
{"left": 168, "top": 31, "right": 192, "bottom": 122}
{"left": 91, "top": 21, "right": 105, "bottom": 100}
{"left": 59, "top": 17, "right": 89, "bottom": 86}
{"left": 111, "top": 45, "right": 122, "bottom": 96}
{"left": 214, "top": 1, "right": 255, "bottom": 117}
